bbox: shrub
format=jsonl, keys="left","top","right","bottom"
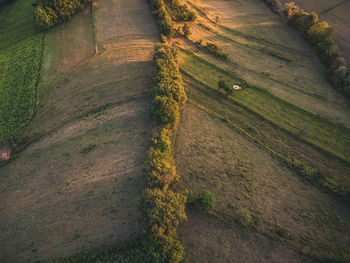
{"left": 142, "top": 188, "right": 187, "bottom": 237}
{"left": 35, "top": 6, "right": 58, "bottom": 29}
{"left": 145, "top": 146, "right": 178, "bottom": 189}
{"left": 141, "top": 188, "right": 187, "bottom": 263}
{"left": 182, "top": 23, "right": 191, "bottom": 38}
{"left": 195, "top": 190, "right": 216, "bottom": 210}
{"left": 150, "top": 0, "right": 175, "bottom": 37}
{"left": 218, "top": 79, "right": 233, "bottom": 96}
{"left": 164, "top": 0, "right": 197, "bottom": 22}
{"left": 145, "top": 232, "right": 185, "bottom": 263}
{"left": 152, "top": 128, "right": 172, "bottom": 152}
{"left": 152, "top": 96, "right": 180, "bottom": 128}
{"left": 235, "top": 208, "right": 252, "bottom": 226}
{"left": 205, "top": 43, "right": 228, "bottom": 59}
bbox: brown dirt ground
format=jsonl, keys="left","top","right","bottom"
{"left": 0, "top": 0, "right": 159, "bottom": 262}
{"left": 174, "top": 104, "right": 350, "bottom": 259}
{"left": 180, "top": 209, "right": 316, "bottom": 263}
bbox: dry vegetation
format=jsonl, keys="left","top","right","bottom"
{"left": 169, "top": 0, "right": 350, "bottom": 261}
{"left": 0, "top": 0, "right": 159, "bottom": 261}
{"left": 173, "top": 0, "right": 350, "bottom": 127}
{"left": 281, "top": 0, "right": 350, "bottom": 65}
{"left": 1, "top": 0, "right": 350, "bottom": 262}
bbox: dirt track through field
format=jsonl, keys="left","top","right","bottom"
{"left": 0, "top": 0, "right": 158, "bottom": 262}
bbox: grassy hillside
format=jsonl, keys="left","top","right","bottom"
{"left": 281, "top": 0, "right": 350, "bottom": 65}
{"left": 0, "top": 0, "right": 159, "bottom": 261}
{"left": 0, "top": 0, "right": 43, "bottom": 142}
{"left": 177, "top": 0, "right": 350, "bottom": 127}
{"left": 171, "top": 0, "right": 350, "bottom": 261}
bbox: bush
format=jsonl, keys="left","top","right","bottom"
{"left": 182, "top": 23, "right": 191, "bottom": 38}
{"left": 152, "top": 96, "right": 180, "bottom": 128}
{"left": 195, "top": 190, "right": 216, "bottom": 210}
{"left": 205, "top": 43, "right": 227, "bottom": 59}
{"left": 35, "top": 6, "right": 58, "bottom": 29}
{"left": 218, "top": 79, "right": 233, "bottom": 96}
{"left": 150, "top": 0, "right": 175, "bottom": 38}
{"left": 164, "top": 0, "right": 197, "bottom": 22}
{"left": 235, "top": 208, "right": 252, "bottom": 226}
{"left": 145, "top": 146, "right": 178, "bottom": 189}
{"left": 145, "top": 232, "right": 185, "bottom": 263}
{"left": 141, "top": 188, "right": 187, "bottom": 263}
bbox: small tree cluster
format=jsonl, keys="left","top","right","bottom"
{"left": 150, "top": 0, "right": 175, "bottom": 38}
{"left": 163, "top": 0, "right": 197, "bottom": 22}
{"left": 218, "top": 79, "right": 233, "bottom": 96}
{"left": 182, "top": 23, "right": 191, "bottom": 38}
{"left": 283, "top": 2, "right": 350, "bottom": 98}
{"left": 205, "top": 43, "right": 228, "bottom": 59}
{"left": 34, "top": 0, "right": 90, "bottom": 29}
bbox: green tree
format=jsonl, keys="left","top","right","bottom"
{"left": 182, "top": 23, "right": 191, "bottom": 38}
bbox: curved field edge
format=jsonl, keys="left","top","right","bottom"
{"left": 179, "top": 49, "right": 350, "bottom": 164}
{"left": 0, "top": 0, "right": 44, "bottom": 143}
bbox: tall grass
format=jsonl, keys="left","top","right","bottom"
{"left": 180, "top": 50, "right": 350, "bottom": 163}
{"left": 0, "top": 0, "right": 44, "bottom": 142}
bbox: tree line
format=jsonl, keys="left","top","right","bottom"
{"left": 263, "top": 0, "right": 350, "bottom": 99}
{"left": 141, "top": 44, "right": 188, "bottom": 263}
{"left": 34, "top": 0, "right": 91, "bottom": 28}
{"left": 149, "top": 0, "right": 196, "bottom": 38}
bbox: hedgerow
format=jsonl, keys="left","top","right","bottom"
{"left": 163, "top": 0, "right": 196, "bottom": 22}
{"left": 263, "top": 1, "right": 350, "bottom": 99}
{"left": 34, "top": 0, "right": 91, "bottom": 29}
{"left": 142, "top": 44, "right": 187, "bottom": 263}
{"left": 149, "top": 0, "right": 196, "bottom": 39}
{"left": 149, "top": 0, "right": 175, "bottom": 38}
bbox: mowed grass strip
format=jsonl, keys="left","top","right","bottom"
{"left": 0, "top": 0, "right": 43, "bottom": 142}
{"left": 180, "top": 50, "right": 350, "bottom": 163}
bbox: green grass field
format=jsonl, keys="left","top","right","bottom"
{"left": 180, "top": 50, "right": 350, "bottom": 163}
{"left": 0, "top": 0, "right": 43, "bottom": 142}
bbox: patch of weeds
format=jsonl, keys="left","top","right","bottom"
{"left": 235, "top": 208, "right": 252, "bottom": 226}
{"left": 275, "top": 224, "right": 292, "bottom": 239}
{"left": 80, "top": 144, "right": 97, "bottom": 156}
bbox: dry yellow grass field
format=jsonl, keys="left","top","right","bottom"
{"left": 0, "top": 0, "right": 159, "bottom": 261}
